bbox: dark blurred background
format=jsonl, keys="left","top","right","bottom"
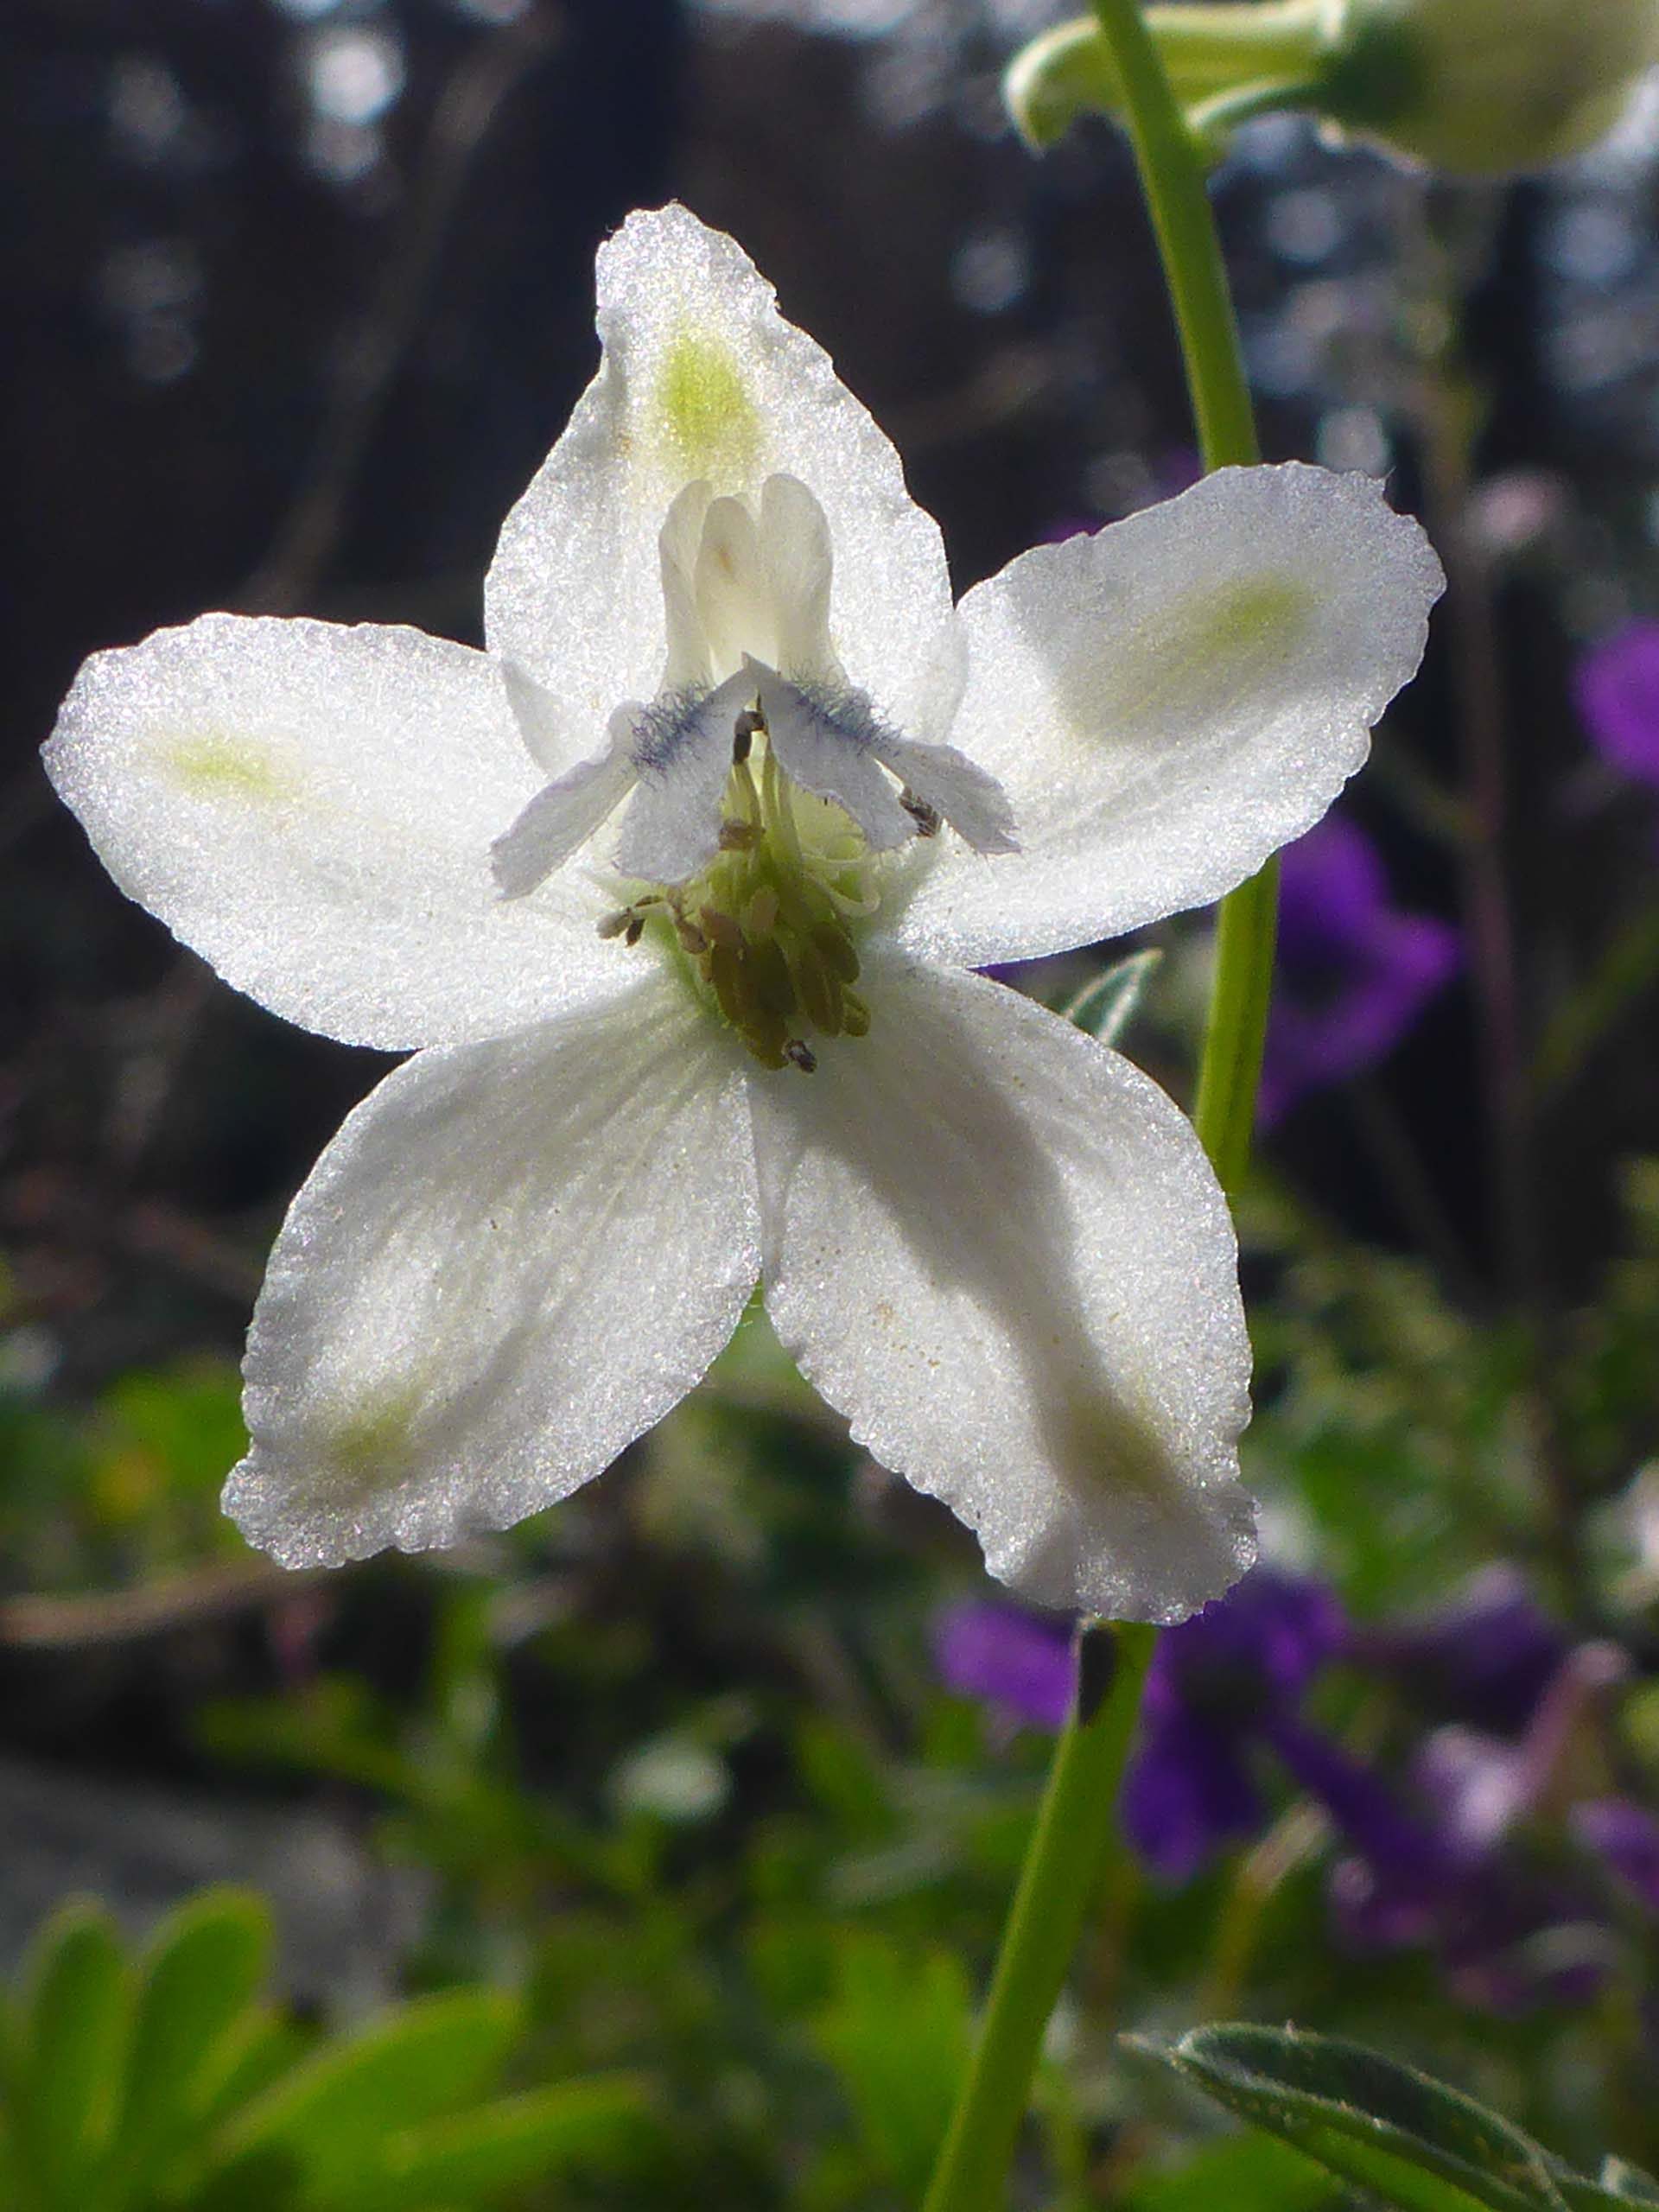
{"left": 7, "top": 3, "right": 1659, "bottom": 2146}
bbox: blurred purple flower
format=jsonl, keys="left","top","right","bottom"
{"left": 1573, "top": 1799, "right": 1659, "bottom": 1911}
{"left": 1122, "top": 1569, "right": 1345, "bottom": 1880}
{"left": 934, "top": 1599, "right": 1073, "bottom": 1733}
{"left": 1573, "top": 620, "right": 1659, "bottom": 789}
{"left": 1322, "top": 1642, "right": 1627, "bottom": 2012}
{"left": 1356, "top": 1565, "right": 1570, "bottom": 1736}
{"left": 1262, "top": 815, "right": 1459, "bottom": 1123}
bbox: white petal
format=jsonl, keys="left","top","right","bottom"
{"left": 660, "top": 480, "right": 716, "bottom": 691}
{"left": 754, "top": 670, "right": 915, "bottom": 851}
{"left": 694, "top": 494, "right": 773, "bottom": 677}
{"left": 751, "top": 958, "right": 1255, "bottom": 1622}
{"left": 225, "top": 971, "right": 760, "bottom": 1568}
{"left": 45, "top": 614, "right": 627, "bottom": 1050}
{"left": 613, "top": 667, "right": 756, "bottom": 883}
{"left": 485, "top": 204, "right": 955, "bottom": 771}
{"left": 500, "top": 654, "right": 588, "bottom": 779}
{"left": 492, "top": 708, "right": 639, "bottom": 899}
{"left": 759, "top": 474, "right": 836, "bottom": 683}
{"left": 888, "top": 464, "right": 1446, "bottom": 968}
{"left": 865, "top": 730, "right": 1019, "bottom": 855}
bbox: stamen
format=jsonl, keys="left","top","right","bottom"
{"left": 600, "top": 721, "right": 880, "bottom": 1071}
{"left": 900, "top": 787, "right": 942, "bottom": 837}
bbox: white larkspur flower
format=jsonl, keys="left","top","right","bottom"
{"left": 44, "top": 205, "right": 1443, "bottom": 1624}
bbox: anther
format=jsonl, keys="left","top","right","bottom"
{"left": 783, "top": 1039, "right": 818, "bottom": 1073}
{"left": 742, "top": 887, "right": 779, "bottom": 939}
{"left": 597, "top": 909, "right": 635, "bottom": 940}
{"left": 733, "top": 706, "right": 763, "bottom": 765}
{"left": 900, "top": 788, "right": 941, "bottom": 837}
{"left": 700, "top": 907, "right": 744, "bottom": 950}
{"left": 718, "top": 820, "right": 760, "bottom": 850}
{"left": 624, "top": 916, "right": 645, "bottom": 947}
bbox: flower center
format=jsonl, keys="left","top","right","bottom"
{"left": 603, "top": 696, "right": 880, "bottom": 1072}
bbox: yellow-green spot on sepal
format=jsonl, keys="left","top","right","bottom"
{"left": 320, "top": 1384, "right": 426, "bottom": 1507}
{"left": 654, "top": 324, "right": 760, "bottom": 487}
{"left": 1062, "top": 573, "right": 1316, "bottom": 740}
{"left": 162, "top": 731, "right": 290, "bottom": 803}
{"left": 1186, "top": 575, "right": 1313, "bottom": 660}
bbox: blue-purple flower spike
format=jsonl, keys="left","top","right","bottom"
{"left": 1121, "top": 1569, "right": 1345, "bottom": 1880}
{"left": 1574, "top": 620, "right": 1659, "bottom": 790}
{"left": 1261, "top": 814, "right": 1459, "bottom": 1123}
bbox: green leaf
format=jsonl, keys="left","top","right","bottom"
{"left": 109, "top": 1889, "right": 272, "bottom": 2196}
{"left": 1132, "top": 2024, "right": 1570, "bottom": 2212}
{"left": 811, "top": 1936, "right": 972, "bottom": 2200}
{"left": 12, "top": 1902, "right": 130, "bottom": 2212}
{"left": 1059, "top": 948, "right": 1162, "bottom": 1046}
{"left": 311, "top": 2074, "right": 656, "bottom": 2210}
{"left": 202, "top": 1988, "right": 519, "bottom": 2196}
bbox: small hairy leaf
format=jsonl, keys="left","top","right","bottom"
{"left": 1131, "top": 2024, "right": 1571, "bottom": 2212}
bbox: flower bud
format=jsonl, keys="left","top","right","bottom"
{"left": 1003, "top": 0, "right": 1659, "bottom": 177}
{"left": 1321, "top": 0, "right": 1659, "bottom": 175}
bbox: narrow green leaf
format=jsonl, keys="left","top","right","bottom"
{"left": 14, "top": 1902, "right": 130, "bottom": 2212}
{"left": 201, "top": 1988, "right": 518, "bottom": 2196}
{"left": 1132, "top": 2024, "right": 1570, "bottom": 2212}
{"left": 1059, "top": 948, "right": 1162, "bottom": 1046}
{"left": 310, "top": 2074, "right": 656, "bottom": 2210}
{"left": 813, "top": 1936, "right": 972, "bottom": 2200}
{"left": 109, "top": 1889, "right": 272, "bottom": 2196}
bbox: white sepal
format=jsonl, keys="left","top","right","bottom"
{"left": 225, "top": 970, "right": 760, "bottom": 1567}
{"left": 890, "top": 462, "right": 1444, "bottom": 968}
{"left": 45, "top": 613, "right": 626, "bottom": 1050}
{"left": 751, "top": 957, "right": 1257, "bottom": 1623}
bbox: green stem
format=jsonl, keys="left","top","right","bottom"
{"left": 1532, "top": 899, "right": 1659, "bottom": 1101}
{"left": 1095, "top": 0, "right": 1272, "bottom": 1192}
{"left": 920, "top": 1624, "right": 1156, "bottom": 2212}
{"left": 925, "top": 11, "right": 1273, "bottom": 2212}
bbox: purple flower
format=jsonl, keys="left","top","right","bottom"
{"left": 1122, "top": 1570, "right": 1345, "bottom": 1880}
{"left": 1261, "top": 814, "right": 1459, "bottom": 1122}
{"left": 1573, "top": 620, "right": 1659, "bottom": 788}
{"left": 1356, "top": 1565, "right": 1570, "bottom": 1737}
{"left": 1320, "top": 1643, "right": 1628, "bottom": 2012}
{"left": 1573, "top": 1798, "right": 1659, "bottom": 1911}
{"left": 934, "top": 1599, "right": 1074, "bottom": 1733}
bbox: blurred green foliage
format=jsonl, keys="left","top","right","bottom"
{"left": 0, "top": 1891, "right": 652, "bottom": 2212}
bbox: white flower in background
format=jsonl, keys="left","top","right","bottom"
{"left": 44, "top": 206, "right": 1441, "bottom": 1623}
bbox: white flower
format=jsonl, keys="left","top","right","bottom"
{"left": 43, "top": 206, "right": 1442, "bottom": 1623}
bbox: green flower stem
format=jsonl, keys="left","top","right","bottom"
{"left": 920, "top": 1624, "right": 1156, "bottom": 2212}
{"left": 1092, "top": 0, "right": 1273, "bottom": 1193}
{"left": 925, "top": 12, "right": 1273, "bottom": 2212}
